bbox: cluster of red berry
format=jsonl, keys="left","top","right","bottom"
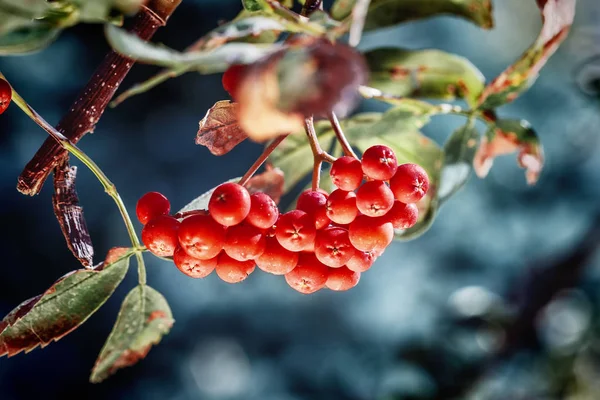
{"left": 0, "top": 79, "right": 12, "bottom": 115}
{"left": 137, "top": 145, "right": 429, "bottom": 294}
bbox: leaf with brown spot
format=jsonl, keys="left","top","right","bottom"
{"left": 473, "top": 119, "right": 544, "bottom": 185}
{"left": 0, "top": 248, "right": 132, "bottom": 357}
{"left": 196, "top": 101, "right": 248, "bottom": 156}
{"left": 477, "top": 0, "right": 576, "bottom": 109}
{"left": 90, "top": 285, "right": 173, "bottom": 383}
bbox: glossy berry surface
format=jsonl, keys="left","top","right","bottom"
{"left": 326, "top": 189, "right": 358, "bottom": 225}
{"left": 178, "top": 214, "right": 226, "bottom": 260}
{"left": 355, "top": 181, "right": 394, "bottom": 217}
{"left": 346, "top": 250, "right": 377, "bottom": 272}
{"left": 0, "top": 79, "right": 11, "bottom": 115}
{"left": 361, "top": 145, "right": 398, "bottom": 180}
{"left": 390, "top": 163, "right": 430, "bottom": 204}
{"left": 216, "top": 253, "right": 255, "bottom": 283}
{"left": 141, "top": 215, "right": 180, "bottom": 257}
{"left": 326, "top": 267, "right": 360, "bottom": 291}
{"left": 173, "top": 246, "right": 217, "bottom": 278}
{"left": 275, "top": 210, "right": 317, "bottom": 252}
{"left": 256, "top": 237, "right": 299, "bottom": 275}
{"left": 314, "top": 227, "right": 355, "bottom": 268}
{"left": 222, "top": 64, "right": 247, "bottom": 100}
{"left": 348, "top": 215, "right": 394, "bottom": 252}
{"left": 330, "top": 156, "right": 363, "bottom": 191}
{"left": 387, "top": 201, "right": 419, "bottom": 230}
{"left": 284, "top": 253, "right": 329, "bottom": 294}
{"left": 209, "top": 182, "right": 251, "bottom": 226}
{"left": 224, "top": 223, "right": 266, "bottom": 261}
{"left": 136, "top": 191, "right": 171, "bottom": 225}
{"left": 246, "top": 192, "right": 279, "bottom": 229}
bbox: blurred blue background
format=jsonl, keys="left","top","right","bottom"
{"left": 1, "top": 0, "right": 600, "bottom": 399}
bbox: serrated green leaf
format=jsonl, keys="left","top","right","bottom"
{"left": 438, "top": 120, "right": 479, "bottom": 204}
{"left": 365, "top": 48, "right": 485, "bottom": 107}
{"left": 0, "top": 24, "right": 59, "bottom": 55}
{"left": 90, "top": 285, "right": 173, "bottom": 383}
{"left": 473, "top": 118, "right": 543, "bottom": 185}
{"left": 477, "top": 0, "right": 575, "bottom": 109}
{"left": 0, "top": 248, "right": 133, "bottom": 357}
{"left": 105, "top": 24, "right": 278, "bottom": 72}
{"left": 330, "top": 0, "right": 494, "bottom": 31}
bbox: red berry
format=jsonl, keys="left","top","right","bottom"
{"left": 326, "top": 267, "right": 360, "bottom": 291}
{"left": 348, "top": 215, "right": 394, "bottom": 252}
{"left": 386, "top": 201, "right": 418, "bottom": 230}
{"left": 0, "top": 79, "right": 11, "bottom": 115}
{"left": 330, "top": 156, "right": 363, "bottom": 191}
{"left": 313, "top": 206, "right": 331, "bottom": 230}
{"left": 256, "top": 237, "right": 299, "bottom": 275}
{"left": 136, "top": 191, "right": 171, "bottom": 225}
{"left": 355, "top": 181, "right": 394, "bottom": 217}
{"left": 275, "top": 210, "right": 317, "bottom": 252}
{"left": 346, "top": 250, "right": 378, "bottom": 272}
{"left": 178, "top": 214, "right": 226, "bottom": 260}
{"left": 297, "top": 190, "right": 329, "bottom": 229}
{"left": 209, "top": 182, "right": 251, "bottom": 226}
{"left": 173, "top": 246, "right": 217, "bottom": 278}
{"left": 326, "top": 189, "right": 358, "bottom": 225}
{"left": 222, "top": 64, "right": 248, "bottom": 100}
{"left": 314, "top": 228, "right": 355, "bottom": 268}
{"left": 215, "top": 253, "right": 255, "bottom": 283}
{"left": 246, "top": 192, "right": 279, "bottom": 229}
{"left": 390, "top": 163, "right": 430, "bottom": 204}
{"left": 284, "top": 253, "right": 329, "bottom": 294}
{"left": 361, "top": 145, "right": 398, "bottom": 180}
{"left": 224, "top": 223, "right": 266, "bottom": 261}
{"left": 141, "top": 215, "right": 180, "bottom": 257}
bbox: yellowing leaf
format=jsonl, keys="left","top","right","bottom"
{"left": 196, "top": 101, "right": 248, "bottom": 156}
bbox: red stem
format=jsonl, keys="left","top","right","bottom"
{"left": 239, "top": 134, "right": 289, "bottom": 187}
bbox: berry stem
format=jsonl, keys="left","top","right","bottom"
{"left": 328, "top": 112, "right": 358, "bottom": 159}
{"left": 238, "top": 134, "right": 289, "bottom": 187}
{"left": 7, "top": 84, "right": 147, "bottom": 284}
{"left": 304, "top": 117, "right": 336, "bottom": 190}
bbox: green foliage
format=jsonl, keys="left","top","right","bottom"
{"left": 0, "top": 248, "right": 132, "bottom": 357}
{"left": 90, "top": 285, "right": 174, "bottom": 383}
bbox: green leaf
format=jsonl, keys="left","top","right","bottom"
{"left": 364, "top": 48, "right": 485, "bottom": 107}
{"left": 0, "top": 24, "right": 60, "bottom": 55}
{"left": 105, "top": 24, "right": 278, "bottom": 72}
{"left": 242, "top": 0, "right": 272, "bottom": 12}
{"left": 90, "top": 285, "right": 174, "bottom": 383}
{"left": 473, "top": 118, "right": 543, "bottom": 185}
{"left": 0, "top": 0, "right": 51, "bottom": 36}
{"left": 68, "top": 0, "right": 143, "bottom": 22}
{"left": 330, "top": 0, "right": 494, "bottom": 31}
{"left": 0, "top": 248, "right": 132, "bottom": 357}
{"left": 438, "top": 120, "right": 479, "bottom": 204}
{"left": 477, "top": 0, "right": 575, "bottom": 109}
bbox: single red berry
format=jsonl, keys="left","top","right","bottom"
{"left": 136, "top": 191, "right": 171, "bottom": 225}
{"left": 284, "top": 253, "right": 329, "bottom": 294}
{"left": 361, "top": 145, "right": 398, "bottom": 180}
{"left": 390, "top": 163, "right": 430, "bottom": 204}
{"left": 0, "top": 79, "right": 11, "bottom": 115}
{"left": 330, "top": 156, "right": 363, "bottom": 191}
{"left": 224, "top": 223, "right": 266, "bottom": 261}
{"left": 326, "top": 267, "right": 360, "bottom": 291}
{"left": 297, "top": 190, "right": 329, "bottom": 229}
{"left": 275, "top": 210, "right": 317, "bottom": 252}
{"left": 313, "top": 206, "right": 331, "bottom": 230}
{"left": 314, "top": 228, "right": 356, "bottom": 268}
{"left": 216, "top": 253, "right": 255, "bottom": 283}
{"left": 386, "top": 201, "right": 418, "bottom": 230}
{"left": 173, "top": 246, "right": 217, "bottom": 278}
{"left": 348, "top": 215, "right": 394, "bottom": 252}
{"left": 141, "top": 215, "right": 180, "bottom": 257}
{"left": 346, "top": 250, "right": 378, "bottom": 272}
{"left": 355, "top": 181, "right": 394, "bottom": 217}
{"left": 256, "top": 237, "right": 299, "bottom": 275}
{"left": 326, "top": 189, "right": 358, "bottom": 225}
{"left": 209, "top": 182, "right": 251, "bottom": 226}
{"left": 178, "top": 214, "right": 226, "bottom": 260}
{"left": 246, "top": 192, "right": 279, "bottom": 229}
{"left": 222, "top": 64, "right": 248, "bottom": 100}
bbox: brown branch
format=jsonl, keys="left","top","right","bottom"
{"left": 52, "top": 160, "right": 94, "bottom": 268}
{"left": 238, "top": 134, "right": 289, "bottom": 187}
{"left": 17, "top": 0, "right": 182, "bottom": 196}
{"left": 328, "top": 111, "right": 358, "bottom": 158}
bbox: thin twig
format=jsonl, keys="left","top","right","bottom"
{"left": 238, "top": 134, "right": 289, "bottom": 187}
{"left": 328, "top": 112, "right": 358, "bottom": 159}
{"left": 349, "top": 0, "right": 371, "bottom": 47}
{"left": 304, "top": 117, "right": 336, "bottom": 190}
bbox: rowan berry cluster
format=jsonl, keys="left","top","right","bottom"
{"left": 137, "top": 145, "right": 429, "bottom": 294}
{"left": 0, "top": 78, "right": 12, "bottom": 115}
